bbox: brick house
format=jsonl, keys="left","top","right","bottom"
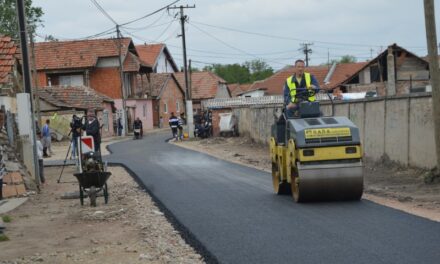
{"left": 34, "top": 38, "right": 153, "bottom": 133}
{"left": 0, "top": 36, "right": 22, "bottom": 107}
{"left": 338, "top": 44, "right": 430, "bottom": 96}
{"left": 136, "top": 43, "right": 178, "bottom": 73}
{"left": 38, "top": 86, "right": 115, "bottom": 138}
{"left": 140, "top": 73, "right": 185, "bottom": 127}
{"left": 174, "top": 71, "right": 231, "bottom": 112}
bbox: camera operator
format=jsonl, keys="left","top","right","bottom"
{"left": 83, "top": 110, "right": 101, "bottom": 152}
{"left": 70, "top": 115, "right": 82, "bottom": 159}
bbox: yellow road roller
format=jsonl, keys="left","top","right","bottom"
{"left": 270, "top": 90, "right": 363, "bottom": 202}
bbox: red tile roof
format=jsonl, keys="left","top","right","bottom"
{"left": 326, "top": 62, "right": 368, "bottom": 89}
{"left": 174, "top": 71, "right": 227, "bottom": 100}
{"left": 38, "top": 85, "right": 114, "bottom": 110}
{"left": 136, "top": 43, "right": 178, "bottom": 72}
{"left": 135, "top": 44, "right": 164, "bottom": 67}
{"left": 229, "top": 83, "right": 252, "bottom": 97}
{"left": 0, "top": 36, "right": 18, "bottom": 84}
{"left": 136, "top": 73, "right": 184, "bottom": 99}
{"left": 123, "top": 52, "right": 150, "bottom": 72}
{"left": 34, "top": 38, "right": 134, "bottom": 70}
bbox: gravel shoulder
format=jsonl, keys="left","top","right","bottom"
{"left": 0, "top": 165, "right": 204, "bottom": 264}
{"left": 171, "top": 136, "right": 440, "bottom": 222}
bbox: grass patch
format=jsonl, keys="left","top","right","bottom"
{"left": 2, "top": 215, "right": 12, "bottom": 223}
{"left": 0, "top": 234, "right": 9, "bottom": 241}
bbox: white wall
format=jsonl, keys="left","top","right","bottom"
{"left": 155, "top": 52, "right": 175, "bottom": 73}
{"left": 240, "top": 90, "right": 265, "bottom": 97}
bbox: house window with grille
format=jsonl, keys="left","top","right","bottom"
{"left": 143, "top": 104, "right": 147, "bottom": 117}
{"left": 176, "top": 101, "right": 180, "bottom": 112}
{"left": 59, "top": 74, "right": 84, "bottom": 86}
{"left": 164, "top": 103, "right": 168, "bottom": 113}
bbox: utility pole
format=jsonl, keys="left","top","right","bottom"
{"left": 301, "top": 43, "right": 313, "bottom": 67}
{"left": 116, "top": 25, "right": 128, "bottom": 136}
{"left": 424, "top": 0, "right": 440, "bottom": 175}
{"left": 168, "top": 4, "right": 195, "bottom": 138}
{"left": 29, "top": 31, "right": 41, "bottom": 124}
{"left": 16, "top": 0, "right": 40, "bottom": 184}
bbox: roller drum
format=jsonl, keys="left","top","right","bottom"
{"left": 295, "top": 161, "right": 363, "bottom": 202}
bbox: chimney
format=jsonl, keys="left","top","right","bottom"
{"left": 386, "top": 46, "right": 396, "bottom": 96}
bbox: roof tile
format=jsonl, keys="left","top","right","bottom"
{"left": 0, "top": 36, "right": 18, "bottom": 85}
{"left": 174, "top": 71, "right": 226, "bottom": 100}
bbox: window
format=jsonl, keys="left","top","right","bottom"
{"left": 176, "top": 101, "right": 180, "bottom": 112}
{"left": 143, "top": 104, "right": 147, "bottom": 117}
{"left": 123, "top": 73, "right": 133, "bottom": 97}
{"left": 102, "top": 110, "right": 109, "bottom": 131}
{"left": 164, "top": 102, "right": 168, "bottom": 113}
{"left": 59, "top": 74, "right": 84, "bottom": 86}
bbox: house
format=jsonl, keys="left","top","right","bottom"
{"left": 338, "top": 44, "right": 430, "bottom": 96}
{"left": 0, "top": 36, "right": 21, "bottom": 111}
{"left": 229, "top": 83, "right": 252, "bottom": 97}
{"left": 34, "top": 38, "right": 153, "bottom": 133}
{"left": 140, "top": 73, "right": 185, "bottom": 127}
{"left": 174, "top": 71, "right": 231, "bottom": 111}
{"left": 136, "top": 43, "right": 178, "bottom": 73}
{"left": 37, "top": 86, "right": 115, "bottom": 138}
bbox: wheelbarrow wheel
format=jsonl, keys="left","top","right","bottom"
{"left": 103, "top": 183, "right": 109, "bottom": 204}
{"left": 79, "top": 185, "right": 84, "bottom": 206}
{"left": 90, "top": 186, "right": 97, "bottom": 207}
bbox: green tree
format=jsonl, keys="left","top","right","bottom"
{"left": 203, "top": 59, "right": 274, "bottom": 84}
{"left": 203, "top": 63, "right": 251, "bottom": 84}
{"left": 339, "top": 55, "right": 357, "bottom": 63}
{"left": 0, "top": 0, "right": 44, "bottom": 39}
{"left": 245, "top": 59, "right": 274, "bottom": 82}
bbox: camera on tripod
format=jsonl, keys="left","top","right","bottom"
{"left": 71, "top": 115, "right": 83, "bottom": 130}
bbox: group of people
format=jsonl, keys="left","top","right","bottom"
{"left": 194, "top": 110, "right": 212, "bottom": 138}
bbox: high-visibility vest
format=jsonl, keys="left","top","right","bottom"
{"left": 286, "top": 72, "right": 315, "bottom": 103}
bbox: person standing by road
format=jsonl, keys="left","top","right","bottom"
{"left": 169, "top": 112, "right": 179, "bottom": 141}
{"left": 84, "top": 110, "right": 101, "bottom": 152}
{"left": 41, "top": 119, "right": 53, "bottom": 157}
{"left": 283, "top": 59, "right": 320, "bottom": 118}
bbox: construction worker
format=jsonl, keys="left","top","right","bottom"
{"left": 284, "top": 59, "right": 320, "bottom": 118}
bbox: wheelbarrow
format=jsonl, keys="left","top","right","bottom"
{"left": 73, "top": 171, "right": 111, "bottom": 207}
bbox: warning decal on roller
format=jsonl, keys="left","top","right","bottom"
{"left": 304, "top": 127, "right": 351, "bottom": 139}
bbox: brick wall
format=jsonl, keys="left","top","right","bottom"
{"left": 36, "top": 71, "right": 47, "bottom": 87}
{"left": 158, "top": 78, "right": 184, "bottom": 126}
{"left": 89, "top": 67, "right": 122, "bottom": 99}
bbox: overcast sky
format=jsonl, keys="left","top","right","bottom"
{"left": 33, "top": 0, "right": 440, "bottom": 70}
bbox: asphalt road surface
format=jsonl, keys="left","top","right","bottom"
{"left": 107, "top": 132, "right": 440, "bottom": 264}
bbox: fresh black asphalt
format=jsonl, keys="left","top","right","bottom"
{"left": 106, "top": 132, "right": 440, "bottom": 264}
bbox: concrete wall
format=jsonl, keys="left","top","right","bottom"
{"left": 232, "top": 93, "right": 436, "bottom": 169}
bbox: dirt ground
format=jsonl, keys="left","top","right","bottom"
{"left": 172, "top": 136, "right": 440, "bottom": 222}
{"left": 0, "top": 165, "right": 204, "bottom": 264}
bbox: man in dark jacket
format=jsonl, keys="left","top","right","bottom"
{"left": 84, "top": 110, "right": 101, "bottom": 152}
{"left": 168, "top": 112, "right": 179, "bottom": 141}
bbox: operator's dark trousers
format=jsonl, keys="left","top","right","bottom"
{"left": 0, "top": 179, "right": 3, "bottom": 200}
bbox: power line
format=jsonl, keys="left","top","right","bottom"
{"left": 120, "top": 0, "right": 180, "bottom": 26}
{"left": 90, "top": 0, "right": 118, "bottom": 25}
{"left": 191, "top": 20, "right": 388, "bottom": 48}
{"left": 189, "top": 22, "right": 286, "bottom": 66}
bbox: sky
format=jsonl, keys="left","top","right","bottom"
{"left": 33, "top": 0, "right": 440, "bottom": 71}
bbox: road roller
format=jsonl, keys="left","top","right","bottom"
{"left": 270, "top": 89, "right": 363, "bottom": 202}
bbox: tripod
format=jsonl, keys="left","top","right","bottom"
{"left": 57, "top": 120, "right": 83, "bottom": 183}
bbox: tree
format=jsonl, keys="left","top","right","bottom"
{"left": 203, "top": 59, "right": 274, "bottom": 84}
{"left": 339, "top": 55, "right": 357, "bottom": 63}
{"left": 245, "top": 59, "right": 274, "bottom": 82}
{"left": 0, "top": 0, "right": 43, "bottom": 39}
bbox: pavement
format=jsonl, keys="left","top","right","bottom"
{"left": 106, "top": 132, "right": 440, "bottom": 264}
